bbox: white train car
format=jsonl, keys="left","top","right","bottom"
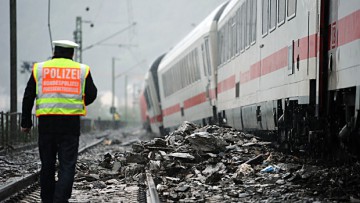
{"left": 325, "top": 0, "right": 360, "bottom": 150}
{"left": 148, "top": 0, "right": 360, "bottom": 155}
{"left": 142, "top": 55, "right": 166, "bottom": 135}
{"left": 215, "top": 0, "right": 360, "bottom": 153}
{"left": 328, "top": 0, "right": 360, "bottom": 93}
{"left": 216, "top": 0, "right": 319, "bottom": 131}
{"left": 158, "top": 2, "right": 228, "bottom": 130}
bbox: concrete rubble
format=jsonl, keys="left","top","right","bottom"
{"left": 97, "top": 121, "right": 360, "bottom": 202}
{"left": 3, "top": 125, "right": 360, "bottom": 202}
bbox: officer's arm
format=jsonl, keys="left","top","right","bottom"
{"left": 84, "top": 71, "right": 97, "bottom": 106}
{"left": 21, "top": 73, "right": 36, "bottom": 129}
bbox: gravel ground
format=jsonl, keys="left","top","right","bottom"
{"left": 70, "top": 127, "right": 156, "bottom": 202}
{"left": 0, "top": 127, "right": 156, "bottom": 202}
{"left": 2, "top": 124, "right": 360, "bottom": 203}
{"left": 129, "top": 122, "right": 360, "bottom": 203}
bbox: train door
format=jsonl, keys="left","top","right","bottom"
{"left": 201, "top": 37, "right": 212, "bottom": 100}
{"left": 201, "top": 37, "right": 217, "bottom": 124}
{"left": 328, "top": 0, "right": 338, "bottom": 90}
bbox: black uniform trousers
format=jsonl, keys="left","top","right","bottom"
{"left": 38, "top": 131, "right": 79, "bottom": 203}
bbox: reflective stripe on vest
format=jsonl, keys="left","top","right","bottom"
{"left": 33, "top": 58, "right": 90, "bottom": 116}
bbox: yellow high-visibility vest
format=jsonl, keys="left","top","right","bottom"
{"left": 33, "top": 58, "right": 90, "bottom": 116}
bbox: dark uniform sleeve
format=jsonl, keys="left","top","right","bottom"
{"left": 84, "top": 71, "right": 97, "bottom": 106}
{"left": 21, "top": 73, "right": 36, "bottom": 128}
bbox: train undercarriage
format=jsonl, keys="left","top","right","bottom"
{"left": 274, "top": 86, "right": 360, "bottom": 159}
{"left": 216, "top": 86, "right": 360, "bottom": 160}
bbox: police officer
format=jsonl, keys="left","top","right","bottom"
{"left": 21, "top": 40, "right": 97, "bottom": 203}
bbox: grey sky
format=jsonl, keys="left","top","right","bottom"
{"left": 0, "top": 0, "right": 227, "bottom": 118}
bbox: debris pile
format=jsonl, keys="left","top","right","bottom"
{"left": 119, "top": 121, "right": 360, "bottom": 202}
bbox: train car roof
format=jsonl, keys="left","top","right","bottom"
{"left": 218, "top": 0, "right": 240, "bottom": 23}
{"left": 150, "top": 53, "right": 166, "bottom": 74}
{"left": 158, "top": 1, "right": 229, "bottom": 72}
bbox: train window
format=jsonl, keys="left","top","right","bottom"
{"left": 168, "top": 68, "right": 173, "bottom": 94}
{"left": 218, "top": 29, "right": 224, "bottom": 66}
{"left": 226, "top": 21, "right": 231, "bottom": 61}
{"left": 269, "top": 0, "right": 277, "bottom": 32}
{"left": 187, "top": 53, "right": 192, "bottom": 85}
{"left": 166, "top": 72, "right": 170, "bottom": 96}
{"left": 236, "top": 9, "right": 241, "bottom": 54}
{"left": 181, "top": 60, "right": 185, "bottom": 88}
{"left": 221, "top": 28, "right": 226, "bottom": 65}
{"left": 179, "top": 62, "right": 184, "bottom": 89}
{"left": 195, "top": 49, "right": 201, "bottom": 81}
{"left": 181, "top": 62, "right": 185, "bottom": 87}
{"left": 287, "top": 0, "right": 296, "bottom": 19}
{"left": 237, "top": 8, "right": 243, "bottom": 52}
{"left": 172, "top": 66, "right": 176, "bottom": 92}
{"left": 222, "top": 26, "right": 226, "bottom": 63}
{"left": 162, "top": 73, "right": 168, "bottom": 97}
{"left": 162, "top": 73, "right": 166, "bottom": 97}
{"left": 277, "top": 0, "right": 286, "bottom": 26}
{"left": 169, "top": 69, "right": 173, "bottom": 94}
{"left": 227, "top": 18, "right": 231, "bottom": 58}
{"left": 246, "top": 0, "right": 251, "bottom": 48}
{"left": 191, "top": 52, "right": 196, "bottom": 83}
{"left": 187, "top": 56, "right": 191, "bottom": 86}
{"left": 176, "top": 63, "right": 181, "bottom": 90}
{"left": 262, "top": 0, "right": 269, "bottom": 37}
{"left": 189, "top": 53, "right": 194, "bottom": 84}
{"left": 228, "top": 18, "right": 233, "bottom": 58}
{"left": 223, "top": 23, "right": 228, "bottom": 62}
{"left": 241, "top": 4, "right": 246, "bottom": 51}
{"left": 174, "top": 66, "right": 178, "bottom": 92}
{"left": 221, "top": 28, "right": 225, "bottom": 65}
{"left": 183, "top": 61, "right": 187, "bottom": 88}
{"left": 201, "top": 44, "right": 207, "bottom": 77}
{"left": 231, "top": 17, "right": 237, "bottom": 58}
{"left": 170, "top": 68, "right": 175, "bottom": 94}
{"left": 174, "top": 63, "right": 178, "bottom": 89}
{"left": 178, "top": 61, "right": 183, "bottom": 88}
{"left": 205, "top": 39, "right": 212, "bottom": 75}
{"left": 176, "top": 66, "right": 180, "bottom": 91}
{"left": 251, "top": 0, "right": 257, "bottom": 44}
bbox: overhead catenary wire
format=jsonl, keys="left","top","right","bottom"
{"left": 82, "top": 22, "right": 137, "bottom": 52}
{"left": 115, "top": 59, "right": 146, "bottom": 79}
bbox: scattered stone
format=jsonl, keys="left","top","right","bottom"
{"left": 168, "top": 152, "right": 195, "bottom": 160}
{"left": 186, "top": 132, "right": 227, "bottom": 153}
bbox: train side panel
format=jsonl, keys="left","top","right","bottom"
{"left": 216, "top": 0, "right": 319, "bottom": 131}
{"left": 145, "top": 72, "right": 163, "bottom": 135}
{"left": 328, "top": 0, "right": 360, "bottom": 90}
{"left": 159, "top": 3, "right": 228, "bottom": 130}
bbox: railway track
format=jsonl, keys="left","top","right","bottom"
{"left": 0, "top": 130, "right": 160, "bottom": 203}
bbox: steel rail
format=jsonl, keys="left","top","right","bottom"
{"left": 146, "top": 171, "right": 160, "bottom": 203}
{"left": 0, "top": 136, "right": 106, "bottom": 202}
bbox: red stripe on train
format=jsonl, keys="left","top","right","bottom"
{"left": 240, "top": 34, "right": 318, "bottom": 84}
{"left": 217, "top": 75, "right": 236, "bottom": 93}
{"left": 184, "top": 92, "right": 207, "bottom": 109}
{"left": 332, "top": 9, "right": 360, "bottom": 49}
{"left": 150, "top": 114, "right": 163, "bottom": 123}
{"left": 162, "top": 104, "right": 180, "bottom": 116}
{"left": 163, "top": 9, "right": 360, "bottom": 117}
